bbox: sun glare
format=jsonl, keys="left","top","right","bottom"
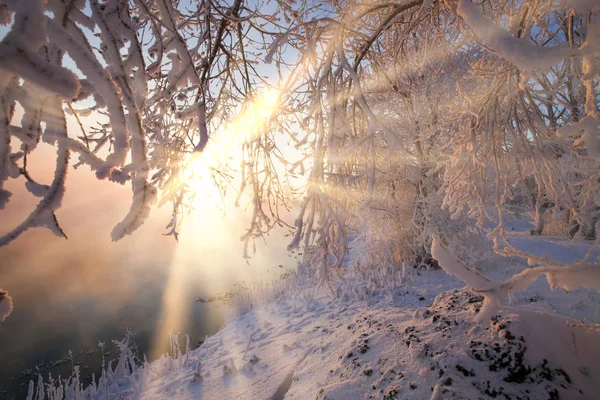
{"left": 148, "top": 88, "right": 284, "bottom": 359}
{"left": 228, "top": 87, "right": 280, "bottom": 142}
{"left": 205, "top": 87, "right": 280, "bottom": 158}
{"left": 181, "top": 88, "right": 281, "bottom": 205}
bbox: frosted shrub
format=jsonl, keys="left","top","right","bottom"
{"left": 25, "top": 330, "right": 197, "bottom": 399}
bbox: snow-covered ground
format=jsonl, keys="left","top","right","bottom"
{"left": 25, "top": 233, "right": 600, "bottom": 400}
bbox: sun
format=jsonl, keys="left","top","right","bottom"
{"left": 227, "top": 87, "right": 280, "bottom": 142}
{"left": 147, "top": 88, "right": 284, "bottom": 359}
{"left": 182, "top": 88, "right": 282, "bottom": 206}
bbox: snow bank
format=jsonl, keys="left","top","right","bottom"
{"left": 24, "top": 235, "right": 600, "bottom": 399}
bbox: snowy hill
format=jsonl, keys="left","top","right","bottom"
{"left": 25, "top": 234, "right": 600, "bottom": 399}
{"left": 135, "top": 278, "right": 599, "bottom": 399}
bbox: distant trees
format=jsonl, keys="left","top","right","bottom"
{"left": 0, "top": 0, "right": 598, "bottom": 274}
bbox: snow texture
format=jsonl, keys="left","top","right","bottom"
{"left": 26, "top": 234, "right": 600, "bottom": 399}
{"left": 0, "top": 0, "right": 80, "bottom": 99}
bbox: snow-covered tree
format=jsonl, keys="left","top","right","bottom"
{"left": 267, "top": 0, "right": 597, "bottom": 277}
{"left": 0, "top": 0, "right": 599, "bottom": 278}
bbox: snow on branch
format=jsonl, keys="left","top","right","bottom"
{"left": 0, "top": 0, "right": 80, "bottom": 99}
{"left": 457, "top": 0, "right": 582, "bottom": 71}
{"left": 432, "top": 235, "right": 600, "bottom": 322}
{"left": 0, "top": 98, "right": 70, "bottom": 247}
{"left": 502, "top": 263, "right": 600, "bottom": 294}
{"left": 0, "top": 43, "right": 80, "bottom": 99}
{"left": 432, "top": 235, "right": 504, "bottom": 321}
{"left": 431, "top": 235, "right": 499, "bottom": 291}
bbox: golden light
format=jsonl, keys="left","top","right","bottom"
{"left": 149, "top": 87, "right": 283, "bottom": 360}
{"left": 178, "top": 87, "right": 281, "bottom": 202}
{"left": 227, "top": 87, "right": 280, "bottom": 142}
